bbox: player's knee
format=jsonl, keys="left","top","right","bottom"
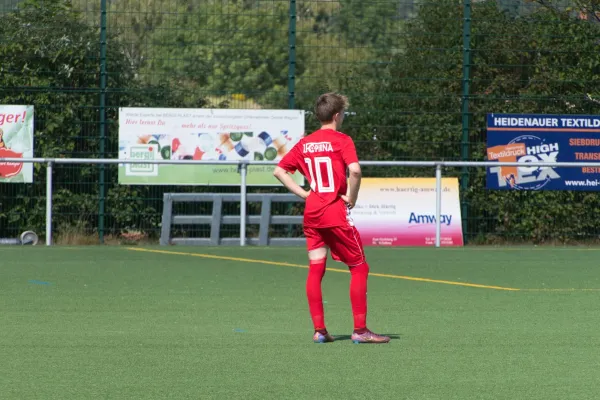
{"left": 308, "top": 258, "right": 327, "bottom": 276}
{"left": 349, "top": 261, "right": 369, "bottom": 275}
{"left": 309, "top": 258, "right": 326, "bottom": 266}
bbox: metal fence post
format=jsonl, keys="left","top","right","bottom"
{"left": 240, "top": 162, "right": 248, "bottom": 246}
{"left": 46, "top": 160, "right": 53, "bottom": 246}
{"left": 435, "top": 164, "right": 442, "bottom": 248}
{"left": 460, "top": 0, "right": 472, "bottom": 243}
{"left": 98, "top": 0, "right": 108, "bottom": 244}
{"left": 286, "top": 0, "right": 298, "bottom": 238}
{"left": 288, "top": 0, "right": 297, "bottom": 109}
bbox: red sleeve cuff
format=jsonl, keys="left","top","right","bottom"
{"left": 277, "top": 161, "right": 296, "bottom": 173}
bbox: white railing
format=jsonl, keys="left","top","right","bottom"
{"left": 1, "top": 157, "right": 598, "bottom": 247}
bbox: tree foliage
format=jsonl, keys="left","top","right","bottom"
{"left": 349, "top": 0, "right": 600, "bottom": 243}
{"left": 0, "top": 0, "right": 189, "bottom": 238}
{"left": 3, "top": 0, "right": 600, "bottom": 244}
{"left": 140, "top": 0, "right": 292, "bottom": 100}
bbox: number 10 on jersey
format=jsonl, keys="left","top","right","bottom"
{"left": 304, "top": 157, "right": 335, "bottom": 193}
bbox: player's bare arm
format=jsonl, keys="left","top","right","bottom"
{"left": 341, "top": 162, "right": 361, "bottom": 209}
{"left": 273, "top": 166, "right": 310, "bottom": 200}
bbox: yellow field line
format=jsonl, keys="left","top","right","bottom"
{"left": 126, "top": 247, "right": 521, "bottom": 291}
{"left": 529, "top": 289, "right": 600, "bottom": 292}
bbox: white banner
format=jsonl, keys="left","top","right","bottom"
{"left": 351, "top": 178, "right": 464, "bottom": 246}
{"left": 118, "top": 107, "right": 305, "bottom": 186}
{"left": 0, "top": 105, "right": 34, "bottom": 183}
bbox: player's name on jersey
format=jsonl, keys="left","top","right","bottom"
{"left": 304, "top": 142, "right": 333, "bottom": 153}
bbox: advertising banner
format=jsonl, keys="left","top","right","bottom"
{"left": 0, "top": 105, "right": 34, "bottom": 183}
{"left": 118, "top": 107, "right": 305, "bottom": 185}
{"left": 351, "top": 178, "right": 463, "bottom": 247}
{"left": 487, "top": 113, "right": 600, "bottom": 191}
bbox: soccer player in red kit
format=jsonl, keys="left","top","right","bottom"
{"left": 273, "top": 93, "right": 390, "bottom": 344}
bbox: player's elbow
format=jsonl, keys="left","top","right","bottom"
{"left": 349, "top": 169, "right": 362, "bottom": 178}
{"left": 273, "top": 166, "right": 286, "bottom": 179}
{"left": 348, "top": 163, "right": 362, "bottom": 178}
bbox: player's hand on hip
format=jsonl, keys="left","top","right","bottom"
{"left": 341, "top": 194, "right": 355, "bottom": 209}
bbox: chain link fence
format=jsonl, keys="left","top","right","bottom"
{"left": 1, "top": 0, "right": 599, "bottom": 245}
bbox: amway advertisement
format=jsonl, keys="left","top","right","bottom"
{"left": 350, "top": 178, "right": 464, "bottom": 247}
{"left": 487, "top": 113, "right": 600, "bottom": 191}
{"left": 0, "top": 105, "right": 34, "bottom": 183}
{"left": 118, "top": 107, "right": 305, "bottom": 186}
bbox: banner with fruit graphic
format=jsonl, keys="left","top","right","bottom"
{"left": 118, "top": 107, "right": 305, "bottom": 185}
{"left": 0, "top": 105, "right": 34, "bottom": 183}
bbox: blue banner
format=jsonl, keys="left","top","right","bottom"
{"left": 486, "top": 113, "right": 600, "bottom": 191}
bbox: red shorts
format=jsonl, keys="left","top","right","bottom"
{"left": 304, "top": 225, "right": 366, "bottom": 267}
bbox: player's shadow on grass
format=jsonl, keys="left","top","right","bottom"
{"left": 334, "top": 334, "right": 401, "bottom": 341}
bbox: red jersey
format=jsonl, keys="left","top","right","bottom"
{"left": 278, "top": 128, "right": 359, "bottom": 228}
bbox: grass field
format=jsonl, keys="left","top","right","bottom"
{"left": 2, "top": 246, "right": 600, "bottom": 399}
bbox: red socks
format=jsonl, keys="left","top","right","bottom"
{"left": 349, "top": 261, "right": 370, "bottom": 332}
{"left": 306, "top": 259, "right": 370, "bottom": 334}
{"left": 306, "top": 258, "right": 327, "bottom": 332}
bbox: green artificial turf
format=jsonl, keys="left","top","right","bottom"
{"left": 1, "top": 246, "right": 600, "bottom": 399}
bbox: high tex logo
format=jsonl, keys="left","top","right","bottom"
{"left": 487, "top": 135, "right": 560, "bottom": 190}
